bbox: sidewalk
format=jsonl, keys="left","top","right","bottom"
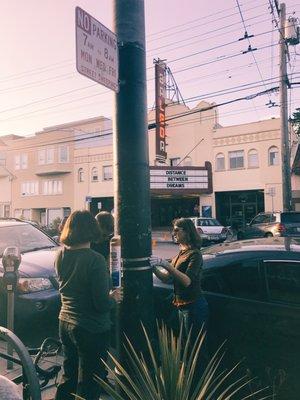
{"left": 0, "top": 339, "right": 112, "bottom": 399}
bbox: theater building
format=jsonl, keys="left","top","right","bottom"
{"left": 0, "top": 100, "right": 299, "bottom": 229}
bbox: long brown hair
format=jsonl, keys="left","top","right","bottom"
{"left": 60, "top": 210, "right": 100, "bottom": 246}
{"left": 173, "top": 217, "right": 202, "bottom": 249}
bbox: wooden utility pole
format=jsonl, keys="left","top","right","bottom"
{"left": 279, "top": 3, "right": 292, "bottom": 210}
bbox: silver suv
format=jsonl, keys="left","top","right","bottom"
{"left": 237, "top": 211, "right": 300, "bottom": 240}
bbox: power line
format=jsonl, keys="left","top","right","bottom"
{"left": 147, "top": 0, "right": 265, "bottom": 38}
{"left": 148, "top": 13, "right": 270, "bottom": 54}
{"left": 167, "top": 28, "right": 276, "bottom": 64}
{"left": 147, "top": 2, "right": 269, "bottom": 42}
{"left": 1, "top": 85, "right": 284, "bottom": 151}
{"left": 172, "top": 43, "right": 277, "bottom": 75}
{"left": 236, "top": 0, "right": 273, "bottom": 107}
{"left": 0, "top": 60, "right": 73, "bottom": 83}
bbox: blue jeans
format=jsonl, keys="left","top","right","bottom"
{"left": 177, "top": 296, "right": 209, "bottom": 342}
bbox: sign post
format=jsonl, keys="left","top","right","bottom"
{"left": 75, "top": 6, "right": 119, "bottom": 92}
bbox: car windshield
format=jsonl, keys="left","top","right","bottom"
{"left": 281, "top": 213, "right": 300, "bottom": 223}
{"left": 198, "top": 219, "right": 221, "bottom": 227}
{"left": 0, "top": 224, "right": 56, "bottom": 256}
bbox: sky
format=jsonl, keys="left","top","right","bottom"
{"left": 0, "top": 0, "right": 299, "bottom": 137}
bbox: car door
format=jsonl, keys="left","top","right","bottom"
{"left": 260, "top": 260, "right": 300, "bottom": 396}
{"left": 202, "top": 258, "right": 266, "bottom": 368}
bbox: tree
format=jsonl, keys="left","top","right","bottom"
{"left": 290, "top": 108, "right": 300, "bottom": 136}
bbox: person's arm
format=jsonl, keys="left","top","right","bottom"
{"left": 90, "top": 256, "right": 113, "bottom": 313}
{"left": 153, "top": 265, "right": 171, "bottom": 283}
{"left": 159, "top": 259, "right": 191, "bottom": 287}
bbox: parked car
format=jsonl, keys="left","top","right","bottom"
{"left": 172, "top": 217, "right": 228, "bottom": 245}
{"left": 153, "top": 237, "right": 300, "bottom": 399}
{"left": 0, "top": 219, "right": 60, "bottom": 326}
{"left": 237, "top": 211, "right": 300, "bottom": 240}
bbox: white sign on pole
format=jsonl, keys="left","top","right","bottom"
{"left": 75, "top": 7, "right": 119, "bottom": 92}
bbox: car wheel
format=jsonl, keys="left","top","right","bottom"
{"left": 265, "top": 232, "right": 273, "bottom": 238}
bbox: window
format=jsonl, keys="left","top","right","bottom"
{"left": 38, "top": 149, "right": 46, "bottom": 165}
{"left": 59, "top": 145, "right": 69, "bottom": 163}
{"left": 3, "top": 204, "right": 10, "bottom": 218}
{"left": 217, "top": 260, "right": 261, "bottom": 299}
{"left": 46, "top": 148, "right": 54, "bottom": 164}
{"left": 15, "top": 155, "right": 20, "bottom": 170}
{"left": 42, "top": 180, "right": 63, "bottom": 195}
{"left": 91, "top": 167, "right": 98, "bottom": 182}
{"left": 21, "top": 153, "right": 28, "bottom": 169}
{"left": 170, "top": 158, "right": 180, "bottom": 166}
{"left": 0, "top": 152, "right": 6, "bottom": 166}
{"left": 216, "top": 153, "right": 225, "bottom": 171}
{"left": 22, "top": 209, "right": 31, "bottom": 220}
{"left": 15, "top": 153, "right": 28, "bottom": 170}
{"left": 21, "top": 181, "right": 39, "bottom": 196}
{"left": 103, "top": 165, "right": 113, "bottom": 181}
{"left": 248, "top": 149, "right": 259, "bottom": 168}
{"left": 251, "top": 213, "right": 271, "bottom": 225}
{"left": 38, "top": 148, "right": 54, "bottom": 165}
{"left": 265, "top": 261, "right": 300, "bottom": 305}
{"left": 14, "top": 209, "right": 22, "bottom": 219}
{"left": 229, "top": 150, "right": 244, "bottom": 169}
{"left": 78, "top": 168, "right": 84, "bottom": 182}
{"left": 202, "top": 260, "right": 261, "bottom": 299}
{"left": 269, "top": 146, "right": 279, "bottom": 166}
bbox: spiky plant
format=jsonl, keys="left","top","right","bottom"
{"left": 95, "top": 323, "right": 269, "bottom": 400}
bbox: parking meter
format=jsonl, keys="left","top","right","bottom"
{"left": 2, "top": 246, "right": 21, "bottom": 369}
{"left": 2, "top": 246, "right": 21, "bottom": 292}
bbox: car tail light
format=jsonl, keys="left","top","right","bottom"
{"left": 197, "top": 227, "right": 203, "bottom": 234}
{"left": 276, "top": 223, "right": 286, "bottom": 233}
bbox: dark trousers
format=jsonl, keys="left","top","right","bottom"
{"left": 178, "top": 296, "right": 209, "bottom": 391}
{"left": 177, "top": 296, "right": 209, "bottom": 341}
{"left": 55, "top": 320, "right": 110, "bottom": 400}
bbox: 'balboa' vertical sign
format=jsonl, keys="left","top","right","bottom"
{"left": 155, "top": 61, "right": 167, "bottom": 163}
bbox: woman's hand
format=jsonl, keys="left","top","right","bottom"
{"left": 149, "top": 256, "right": 171, "bottom": 270}
{"left": 110, "top": 287, "right": 123, "bottom": 303}
{"left": 150, "top": 256, "right": 172, "bottom": 282}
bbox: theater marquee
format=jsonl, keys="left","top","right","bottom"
{"left": 150, "top": 163, "right": 212, "bottom": 195}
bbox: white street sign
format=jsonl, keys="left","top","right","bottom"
{"left": 75, "top": 7, "right": 119, "bottom": 92}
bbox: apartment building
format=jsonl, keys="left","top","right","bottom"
{"left": 0, "top": 138, "right": 13, "bottom": 218}
{"left": 0, "top": 129, "right": 74, "bottom": 225}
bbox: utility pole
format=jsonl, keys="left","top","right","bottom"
{"left": 113, "top": 0, "right": 155, "bottom": 357}
{"left": 279, "top": 3, "right": 292, "bottom": 211}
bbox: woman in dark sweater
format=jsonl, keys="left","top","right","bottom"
{"left": 54, "top": 210, "right": 121, "bottom": 400}
{"left": 151, "top": 217, "right": 208, "bottom": 339}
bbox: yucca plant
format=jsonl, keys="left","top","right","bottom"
{"left": 95, "top": 323, "right": 269, "bottom": 400}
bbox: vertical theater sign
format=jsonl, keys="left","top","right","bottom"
{"left": 155, "top": 60, "right": 167, "bottom": 163}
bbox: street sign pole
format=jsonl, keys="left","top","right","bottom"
{"left": 113, "top": 0, "right": 155, "bottom": 358}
